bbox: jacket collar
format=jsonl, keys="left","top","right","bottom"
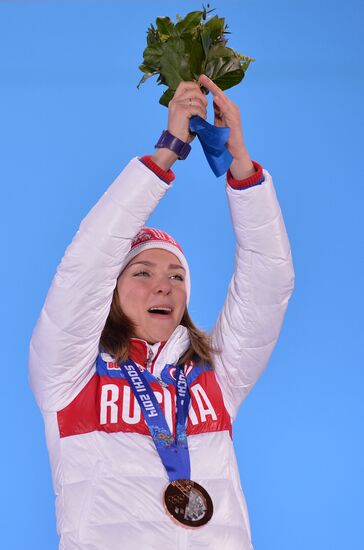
{"left": 100, "top": 325, "right": 190, "bottom": 377}
{"left": 128, "top": 339, "right": 165, "bottom": 371}
{"left": 128, "top": 325, "right": 190, "bottom": 377}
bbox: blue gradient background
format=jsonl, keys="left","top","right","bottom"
{"left": 1, "top": 1, "right": 363, "bottom": 548}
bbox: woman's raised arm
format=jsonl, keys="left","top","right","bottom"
{"left": 199, "top": 75, "right": 295, "bottom": 419}
{"left": 29, "top": 159, "right": 171, "bottom": 412}
{"left": 29, "top": 81, "right": 208, "bottom": 414}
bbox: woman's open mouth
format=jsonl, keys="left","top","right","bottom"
{"left": 147, "top": 306, "right": 173, "bottom": 317}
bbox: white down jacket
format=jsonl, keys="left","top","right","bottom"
{"left": 29, "top": 158, "right": 294, "bottom": 550}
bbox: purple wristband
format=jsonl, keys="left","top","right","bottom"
{"left": 155, "top": 130, "right": 191, "bottom": 160}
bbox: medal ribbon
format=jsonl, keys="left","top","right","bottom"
{"left": 189, "top": 115, "right": 233, "bottom": 177}
{"left": 120, "top": 360, "right": 191, "bottom": 482}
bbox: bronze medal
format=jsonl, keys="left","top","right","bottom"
{"left": 164, "top": 479, "right": 213, "bottom": 528}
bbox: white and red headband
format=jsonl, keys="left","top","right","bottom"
{"left": 120, "top": 227, "right": 191, "bottom": 303}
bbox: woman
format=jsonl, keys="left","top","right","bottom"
{"left": 29, "top": 75, "right": 294, "bottom": 550}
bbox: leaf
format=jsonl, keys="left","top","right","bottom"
{"left": 205, "top": 55, "right": 241, "bottom": 81}
{"left": 204, "top": 15, "right": 225, "bottom": 41}
{"left": 147, "top": 24, "right": 158, "bottom": 45}
{"left": 159, "top": 88, "right": 175, "bottom": 107}
{"left": 139, "top": 63, "right": 156, "bottom": 74}
{"left": 174, "top": 11, "right": 203, "bottom": 36}
{"left": 142, "top": 42, "right": 165, "bottom": 70}
{"left": 206, "top": 43, "right": 235, "bottom": 60}
{"left": 157, "top": 73, "right": 167, "bottom": 86}
{"left": 202, "top": 4, "right": 215, "bottom": 20}
{"left": 137, "top": 71, "right": 158, "bottom": 89}
{"left": 156, "top": 16, "right": 174, "bottom": 37}
{"left": 159, "top": 38, "right": 193, "bottom": 89}
{"left": 190, "top": 40, "right": 205, "bottom": 78}
{"left": 201, "top": 28, "right": 212, "bottom": 57}
{"left": 213, "top": 67, "right": 245, "bottom": 90}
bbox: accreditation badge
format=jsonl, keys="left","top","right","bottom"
{"left": 164, "top": 479, "right": 213, "bottom": 528}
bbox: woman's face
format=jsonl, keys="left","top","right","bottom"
{"left": 116, "top": 248, "right": 187, "bottom": 344}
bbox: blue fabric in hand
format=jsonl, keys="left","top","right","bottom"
{"left": 189, "top": 115, "right": 233, "bottom": 177}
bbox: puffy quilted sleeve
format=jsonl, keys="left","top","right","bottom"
{"left": 29, "top": 158, "right": 170, "bottom": 413}
{"left": 211, "top": 169, "right": 295, "bottom": 420}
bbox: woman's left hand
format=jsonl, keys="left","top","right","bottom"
{"left": 198, "top": 74, "right": 256, "bottom": 180}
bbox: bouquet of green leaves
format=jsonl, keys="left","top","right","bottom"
{"left": 138, "top": 5, "right": 255, "bottom": 106}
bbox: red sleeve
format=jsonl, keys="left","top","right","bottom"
{"left": 139, "top": 155, "right": 176, "bottom": 185}
{"left": 227, "top": 160, "right": 265, "bottom": 190}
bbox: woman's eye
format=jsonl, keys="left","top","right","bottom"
{"left": 134, "top": 271, "right": 150, "bottom": 277}
{"left": 171, "top": 274, "right": 184, "bottom": 281}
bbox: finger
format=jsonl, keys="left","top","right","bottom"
{"left": 170, "top": 96, "right": 207, "bottom": 117}
{"left": 198, "top": 74, "right": 225, "bottom": 98}
{"left": 182, "top": 105, "right": 207, "bottom": 120}
{"left": 180, "top": 96, "right": 208, "bottom": 110}
{"left": 213, "top": 93, "right": 236, "bottom": 117}
{"left": 170, "top": 98, "right": 207, "bottom": 118}
{"left": 174, "top": 80, "right": 202, "bottom": 98}
{"left": 175, "top": 88, "right": 208, "bottom": 106}
{"left": 171, "top": 98, "right": 208, "bottom": 117}
{"left": 213, "top": 101, "right": 224, "bottom": 120}
{"left": 213, "top": 93, "right": 229, "bottom": 110}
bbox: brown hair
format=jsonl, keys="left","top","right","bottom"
{"left": 100, "top": 286, "right": 217, "bottom": 367}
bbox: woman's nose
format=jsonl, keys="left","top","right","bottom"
{"left": 154, "top": 277, "right": 172, "bottom": 295}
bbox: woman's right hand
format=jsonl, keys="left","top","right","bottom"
{"left": 167, "top": 81, "right": 208, "bottom": 144}
{"left": 151, "top": 81, "right": 207, "bottom": 171}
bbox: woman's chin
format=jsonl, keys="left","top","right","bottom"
{"left": 136, "top": 328, "right": 175, "bottom": 345}
{"left": 148, "top": 332, "right": 171, "bottom": 344}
